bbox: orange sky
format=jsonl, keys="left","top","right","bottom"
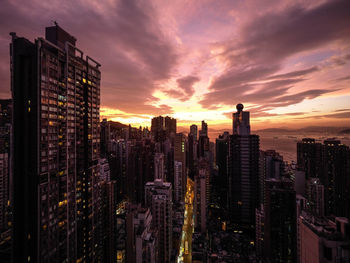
{"left": 1, "top": 0, "right": 350, "bottom": 131}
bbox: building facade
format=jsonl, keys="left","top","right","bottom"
{"left": 11, "top": 24, "right": 102, "bottom": 262}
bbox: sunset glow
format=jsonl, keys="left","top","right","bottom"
{"left": 1, "top": 0, "right": 350, "bottom": 133}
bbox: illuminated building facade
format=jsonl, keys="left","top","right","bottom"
{"left": 10, "top": 24, "right": 102, "bottom": 262}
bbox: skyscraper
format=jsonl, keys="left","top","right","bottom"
{"left": 194, "top": 158, "right": 210, "bottom": 233}
{"left": 10, "top": 24, "right": 102, "bottom": 261}
{"left": 174, "top": 161, "right": 183, "bottom": 204}
{"left": 227, "top": 104, "right": 259, "bottom": 233}
{"left": 154, "top": 153, "right": 165, "bottom": 180}
{"left": 263, "top": 179, "right": 297, "bottom": 262}
{"left": 145, "top": 180, "right": 172, "bottom": 263}
{"left": 174, "top": 133, "right": 186, "bottom": 200}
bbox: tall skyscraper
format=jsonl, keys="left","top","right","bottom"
{"left": 215, "top": 132, "right": 229, "bottom": 210}
{"left": 307, "top": 178, "right": 325, "bottom": 217}
{"left": 188, "top": 125, "right": 198, "bottom": 180}
{"left": 199, "top": 120, "right": 208, "bottom": 137}
{"left": 297, "top": 138, "right": 350, "bottom": 219}
{"left": 174, "top": 161, "right": 183, "bottom": 204}
{"left": 174, "top": 133, "right": 186, "bottom": 200}
{"left": 151, "top": 116, "right": 176, "bottom": 143}
{"left": 297, "top": 138, "right": 322, "bottom": 179}
{"left": 0, "top": 153, "right": 8, "bottom": 232}
{"left": 227, "top": 104, "right": 259, "bottom": 233}
{"left": 198, "top": 121, "right": 209, "bottom": 158}
{"left": 263, "top": 179, "right": 297, "bottom": 262}
{"left": 232, "top": 103, "right": 250, "bottom": 135}
{"left": 154, "top": 153, "right": 165, "bottom": 180}
{"left": 194, "top": 158, "right": 210, "bottom": 233}
{"left": 190, "top": 124, "right": 198, "bottom": 141}
{"left": 145, "top": 180, "right": 172, "bottom": 263}
{"left": 10, "top": 24, "right": 102, "bottom": 261}
{"left": 259, "top": 150, "right": 285, "bottom": 205}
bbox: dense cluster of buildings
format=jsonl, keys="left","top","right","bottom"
{"left": 0, "top": 24, "right": 349, "bottom": 263}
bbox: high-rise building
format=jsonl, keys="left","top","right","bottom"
{"left": 174, "top": 133, "right": 186, "bottom": 200}
{"left": 297, "top": 138, "right": 350, "bottom": 219}
{"left": 190, "top": 124, "right": 198, "bottom": 141}
{"left": 214, "top": 132, "right": 229, "bottom": 210}
{"left": 145, "top": 180, "right": 172, "bottom": 263}
{"left": 132, "top": 206, "right": 158, "bottom": 263}
{"left": 232, "top": 103, "right": 250, "bottom": 136}
{"left": 102, "top": 180, "right": 117, "bottom": 263}
{"left": 299, "top": 212, "right": 350, "bottom": 263}
{"left": 321, "top": 139, "right": 350, "bottom": 218}
{"left": 259, "top": 150, "right": 285, "bottom": 205}
{"left": 174, "top": 161, "right": 183, "bottom": 204}
{"left": 297, "top": 138, "right": 322, "bottom": 179}
{"left": 151, "top": 116, "right": 176, "bottom": 143}
{"left": 154, "top": 153, "right": 165, "bottom": 180}
{"left": 10, "top": 24, "right": 102, "bottom": 261}
{"left": 307, "top": 178, "right": 324, "bottom": 217}
{"left": 0, "top": 153, "right": 8, "bottom": 232}
{"left": 198, "top": 121, "right": 209, "bottom": 158}
{"left": 227, "top": 104, "right": 259, "bottom": 232}
{"left": 199, "top": 121, "right": 208, "bottom": 137}
{"left": 100, "top": 118, "right": 111, "bottom": 157}
{"left": 188, "top": 125, "right": 198, "bottom": 180}
{"left": 263, "top": 178, "right": 297, "bottom": 262}
{"left": 194, "top": 158, "right": 210, "bottom": 233}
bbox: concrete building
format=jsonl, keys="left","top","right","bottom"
{"left": 10, "top": 24, "right": 102, "bottom": 261}
{"left": 174, "top": 133, "right": 186, "bottom": 200}
{"left": 228, "top": 104, "right": 259, "bottom": 232}
{"left": 145, "top": 180, "right": 172, "bottom": 262}
{"left": 0, "top": 153, "right": 8, "bottom": 232}
{"left": 174, "top": 161, "right": 183, "bottom": 204}
{"left": 299, "top": 213, "right": 350, "bottom": 263}
{"left": 194, "top": 158, "right": 210, "bottom": 233}
{"left": 154, "top": 153, "right": 165, "bottom": 180}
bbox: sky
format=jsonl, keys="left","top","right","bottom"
{"left": 1, "top": 0, "right": 350, "bottom": 132}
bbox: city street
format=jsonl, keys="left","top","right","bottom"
{"left": 177, "top": 178, "right": 194, "bottom": 263}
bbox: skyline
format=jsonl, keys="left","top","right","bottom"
{"left": 1, "top": 0, "right": 350, "bottom": 130}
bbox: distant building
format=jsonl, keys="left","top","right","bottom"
{"left": 190, "top": 124, "right": 198, "bottom": 141}
{"left": 151, "top": 116, "right": 176, "bottom": 142}
{"left": 227, "top": 104, "right": 259, "bottom": 232}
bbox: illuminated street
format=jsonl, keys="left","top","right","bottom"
{"left": 177, "top": 178, "right": 194, "bottom": 263}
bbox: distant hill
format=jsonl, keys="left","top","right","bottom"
{"left": 256, "top": 126, "right": 350, "bottom": 134}
{"left": 339, "top": 129, "right": 350, "bottom": 134}
{"left": 255, "top": 128, "right": 292, "bottom": 133}
{"left": 107, "top": 121, "right": 128, "bottom": 130}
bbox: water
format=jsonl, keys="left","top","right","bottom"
{"left": 209, "top": 131, "right": 350, "bottom": 163}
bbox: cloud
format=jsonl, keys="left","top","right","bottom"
{"left": 164, "top": 75, "right": 199, "bottom": 101}
{"left": 0, "top": 0, "right": 178, "bottom": 115}
{"left": 200, "top": 0, "right": 350, "bottom": 109}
